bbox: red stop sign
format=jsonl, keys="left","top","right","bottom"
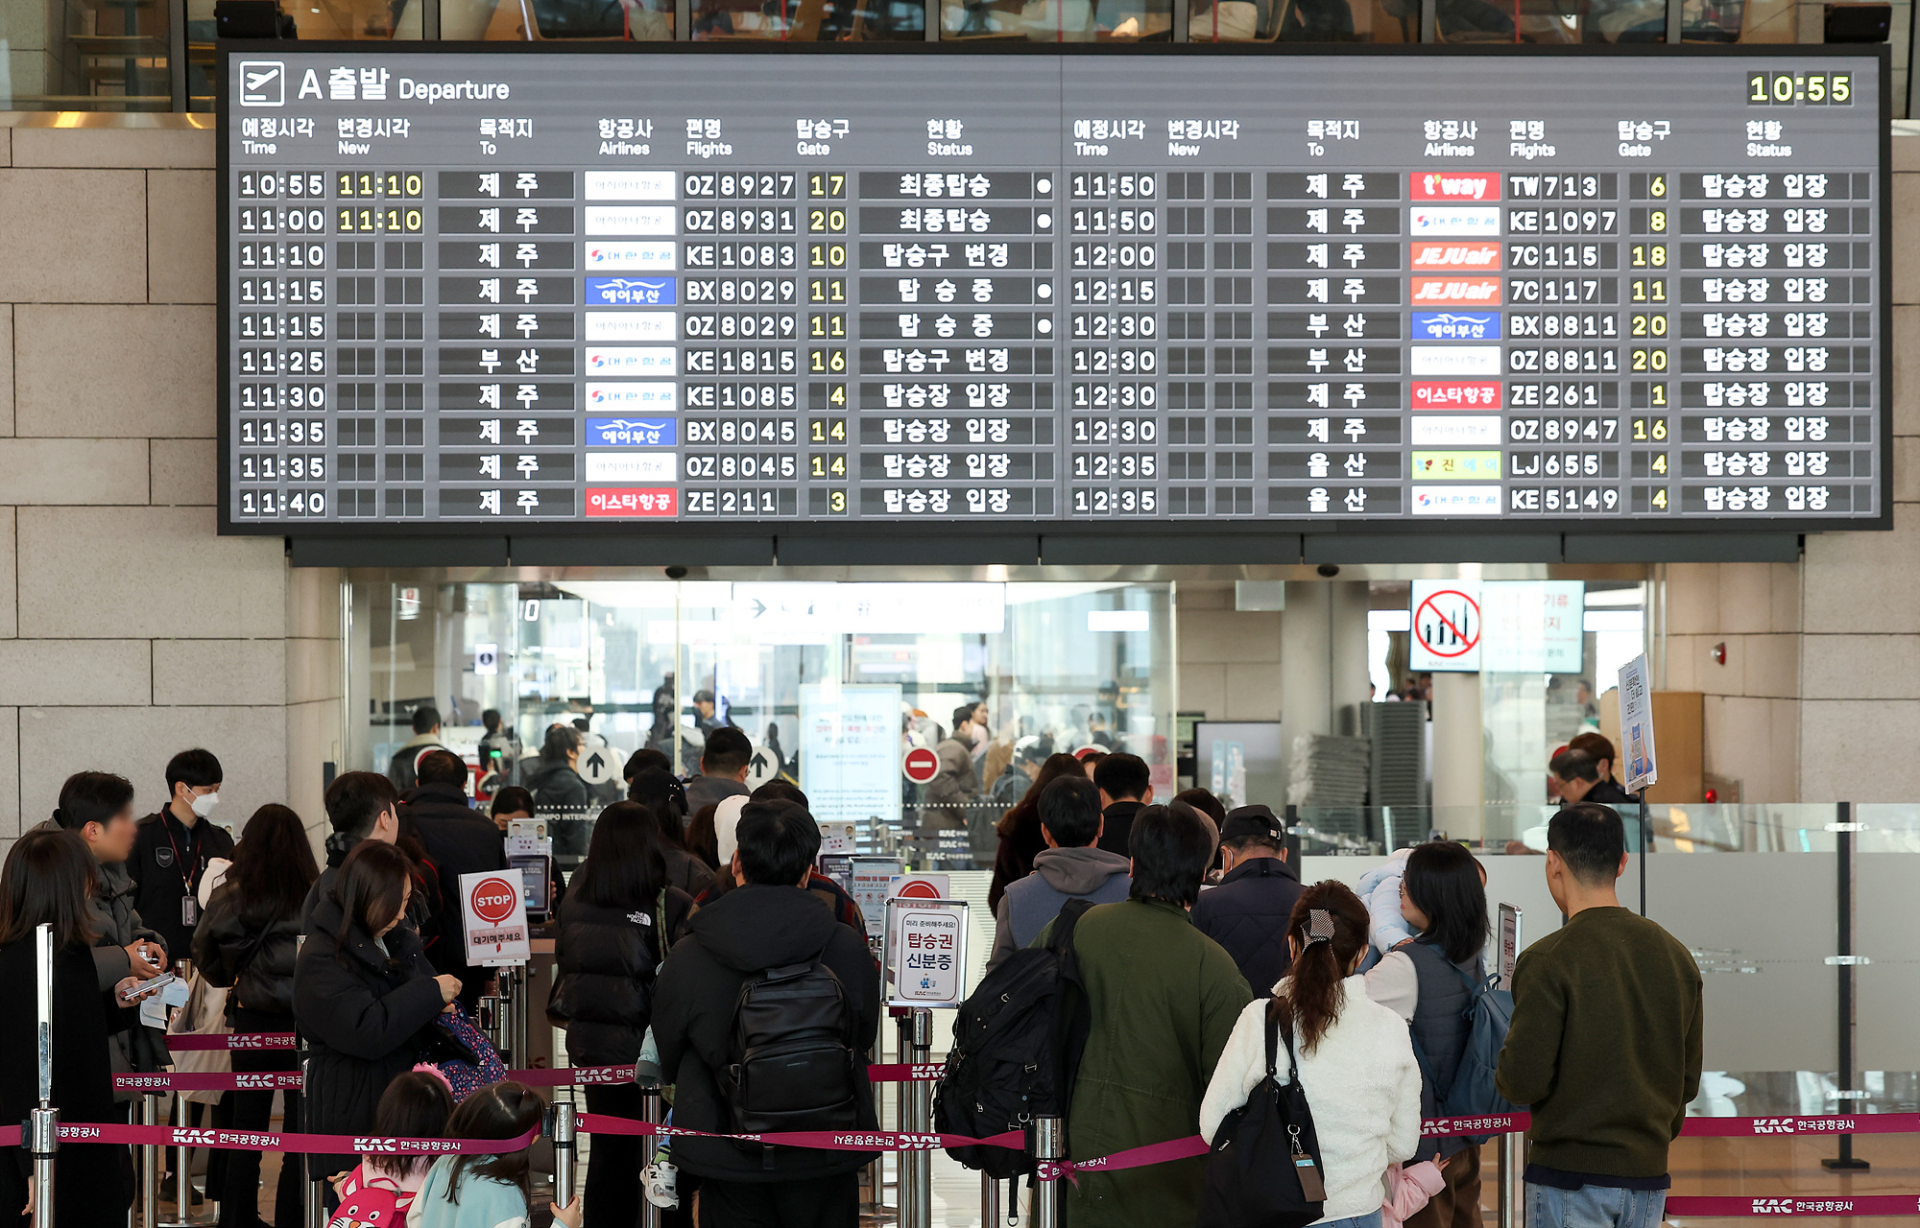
{"left": 902, "top": 746, "right": 939, "bottom": 784}
{"left": 469, "top": 877, "right": 518, "bottom": 925}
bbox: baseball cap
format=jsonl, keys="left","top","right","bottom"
{"left": 1220, "top": 804, "right": 1286, "bottom": 844}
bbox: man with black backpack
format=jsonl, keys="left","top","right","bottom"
{"left": 652, "top": 799, "right": 881, "bottom": 1228}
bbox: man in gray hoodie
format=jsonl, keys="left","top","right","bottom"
{"left": 987, "top": 774, "right": 1131, "bottom": 970}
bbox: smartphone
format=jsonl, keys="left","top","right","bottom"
{"left": 122, "top": 971, "right": 176, "bottom": 1001}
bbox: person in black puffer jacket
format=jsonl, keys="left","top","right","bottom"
{"left": 399, "top": 750, "right": 510, "bottom": 1007}
{"left": 195, "top": 804, "right": 318, "bottom": 1228}
{"left": 1364, "top": 841, "right": 1491, "bottom": 1228}
{"left": 294, "top": 840, "right": 460, "bottom": 1183}
{"left": 1190, "top": 805, "right": 1306, "bottom": 996}
{"left": 652, "top": 801, "right": 881, "bottom": 1224}
{"left": 550, "top": 804, "right": 696, "bottom": 1228}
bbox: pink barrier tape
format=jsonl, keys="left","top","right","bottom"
{"left": 116, "top": 1072, "right": 304, "bottom": 1093}
{"left": 162, "top": 1033, "right": 297, "bottom": 1052}
{"left": 1680, "top": 1114, "right": 1920, "bottom": 1137}
{"left": 113, "top": 1062, "right": 946, "bottom": 1094}
{"left": 1422, "top": 1113, "right": 1533, "bottom": 1137}
{"left": 1667, "top": 1196, "right": 1920, "bottom": 1217}
{"left": 579, "top": 1112, "right": 1024, "bottom": 1154}
{"left": 1036, "top": 1135, "right": 1211, "bottom": 1184}
{"left": 866, "top": 1063, "right": 945, "bottom": 1083}
{"left": 505, "top": 1065, "right": 637, "bottom": 1087}
{"left": 501, "top": 1063, "right": 942, "bottom": 1087}
{"left": 4, "top": 1122, "right": 539, "bottom": 1155}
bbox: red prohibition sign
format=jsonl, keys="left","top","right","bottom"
{"left": 1416, "top": 591, "right": 1481, "bottom": 658}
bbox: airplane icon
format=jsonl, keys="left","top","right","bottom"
{"left": 239, "top": 61, "right": 284, "bottom": 106}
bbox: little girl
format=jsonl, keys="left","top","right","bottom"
{"left": 407, "top": 1081, "right": 583, "bottom": 1228}
{"left": 329, "top": 1069, "right": 455, "bottom": 1228}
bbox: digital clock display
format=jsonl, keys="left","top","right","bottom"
{"left": 219, "top": 47, "right": 1889, "bottom": 542}
{"left": 1748, "top": 71, "right": 1855, "bottom": 106}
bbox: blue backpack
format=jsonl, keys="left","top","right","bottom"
{"left": 1410, "top": 960, "right": 1517, "bottom": 1143}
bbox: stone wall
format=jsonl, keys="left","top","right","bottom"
{"left": 1658, "top": 134, "right": 1920, "bottom": 803}
{"left": 0, "top": 121, "right": 341, "bottom": 847}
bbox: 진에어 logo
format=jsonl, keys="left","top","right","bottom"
{"left": 1411, "top": 277, "right": 1501, "bottom": 306}
{"left": 469, "top": 879, "right": 518, "bottom": 925}
{"left": 1411, "top": 241, "right": 1502, "bottom": 270}
{"left": 1412, "top": 172, "right": 1501, "bottom": 201}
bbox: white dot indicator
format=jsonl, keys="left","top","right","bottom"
{"left": 1036, "top": 177, "right": 1053, "bottom": 195}
{"left": 1038, "top": 317, "right": 1052, "bottom": 334}
{"left": 1037, "top": 213, "right": 1052, "bottom": 229}
{"left": 1038, "top": 282, "right": 1053, "bottom": 299}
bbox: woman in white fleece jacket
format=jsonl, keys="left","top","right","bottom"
{"left": 1200, "top": 880, "right": 1424, "bottom": 1228}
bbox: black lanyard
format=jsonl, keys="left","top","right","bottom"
{"left": 163, "top": 817, "right": 201, "bottom": 894}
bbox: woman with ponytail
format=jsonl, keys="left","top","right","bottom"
{"left": 1200, "top": 881, "right": 1424, "bottom": 1228}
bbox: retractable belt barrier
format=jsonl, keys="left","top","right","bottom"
{"left": 578, "top": 1113, "right": 1024, "bottom": 1155}
{"left": 161, "top": 1033, "right": 297, "bottom": 1051}
{"left": 116, "top": 1061, "right": 948, "bottom": 1093}
{"left": 6, "top": 1122, "right": 540, "bottom": 1155}
{"left": 98, "top": 1043, "right": 1920, "bottom": 1218}
{"left": 1665, "top": 1197, "right": 1920, "bottom": 1217}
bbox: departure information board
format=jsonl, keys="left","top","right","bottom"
{"left": 219, "top": 48, "right": 1889, "bottom": 536}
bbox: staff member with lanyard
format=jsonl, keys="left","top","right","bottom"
{"left": 132, "top": 748, "right": 237, "bottom": 967}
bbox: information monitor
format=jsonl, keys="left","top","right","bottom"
{"left": 220, "top": 47, "right": 1891, "bottom": 538}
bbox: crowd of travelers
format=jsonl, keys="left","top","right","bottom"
{"left": 0, "top": 727, "right": 1699, "bottom": 1228}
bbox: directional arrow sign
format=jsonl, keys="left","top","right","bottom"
{"left": 743, "top": 742, "right": 779, "bottom": 791}
{"left": 577, "top": 746, "right": 621, "bottom": 787}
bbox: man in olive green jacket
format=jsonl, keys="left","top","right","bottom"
{"left": 1037, "top": 801, "right": 1253, "bottom": 1228}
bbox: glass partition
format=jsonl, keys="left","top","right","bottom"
{"left": 348, "top": 578, "right": 1174, "bottom": 868}
{"left": 2, "top": 0, "right": 177, "bottom": 109}
{"left": 4, "top": 0, "right": 1901, "bottom": 111}
{"left": 939, "top": 0, "right": 1169, "bottom": 39}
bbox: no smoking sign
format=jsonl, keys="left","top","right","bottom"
{"left": 1410, "top": 580, "right": 1482, "bottom": 672}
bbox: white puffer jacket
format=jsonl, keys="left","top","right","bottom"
{"left": 1199, "top": 974, "right": 1424, "bottom": 1224}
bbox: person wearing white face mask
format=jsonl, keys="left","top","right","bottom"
{"left": 131, "top": 748, "right": 237, "bottom": 963}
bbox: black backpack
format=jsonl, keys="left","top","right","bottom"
{"left": 1199, "top": 1006, "right": 1326, "bottom": 1228}
{"left": 934, "top": 898, "right": 1093, "bottom": 1179}
{"left": 721, "top": 939, "right": 861, "bottom": 1145}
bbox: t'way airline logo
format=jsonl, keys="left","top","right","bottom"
{"left": 1411, "top": 241, "right": 1502, "bottom": 270}
{"left": 1411, "top": 277, "right": 1501, "bottom": 305}
{"left": 1412, "top": 172, "right": 1501, "bottom": 201}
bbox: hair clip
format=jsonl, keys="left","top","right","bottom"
{"left": 1300, "top": 908, "right": 1335, "bottom": 946}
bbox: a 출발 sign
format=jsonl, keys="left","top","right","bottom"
{"left": 459, "top": 870, "right": 530, "bottom": 967}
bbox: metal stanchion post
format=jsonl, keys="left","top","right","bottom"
{"left": 981, "top": 1172, "right": 1000, "bottom": 1228}
{"left": 1498, "top": 1130, "right": 1527, "bottom": 1228}
{"left": 863, "top": 1037, "right": 882, "bottom": 1214}
{"left": 907, "top": 1009, "right": 932, "bottom": 1228}
{"left": 31, "top": 923, "right": 57, "bottom": 1228}
{"left": 1031, "top": 1116, "right": 1063, "bottom": 1228}
{"left": 141, "top": 1093, "right": 161, "bottom": 1228}
{"left": 894, "top": 1013, "right": 914, "bottom": 1226}
{"left": 550, "top": 1102, "right": 577, "bottom": 1211}
{"left": 166, "top": 1093, "right": 196, "bottom": 1226}
{"left": 478, "top": 991, "right": 505, "bottom": 1055}
{"left": 508, "top": 967, "right": 529, "bottom": 1072}
{"left": 636, "top": 1059, "right": 663, "bottom": 1228}
{"left": 301, "top": 1054, "right": 324, "bottom": 1228}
